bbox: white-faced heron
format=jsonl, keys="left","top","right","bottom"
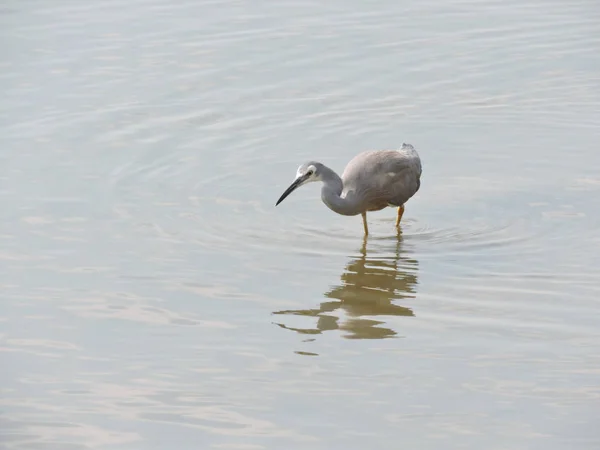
{"left": 276, "top": 143, "right": 422, "bottom": 235}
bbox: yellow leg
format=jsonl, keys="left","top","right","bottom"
{"left": 361, "top": 212, "right": 369, "bottom": 235}
{"left": 395, "top": 205, "right": 405, "bottom": 227}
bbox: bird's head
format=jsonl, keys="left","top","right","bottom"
{"left": 276, "top": 161, "right": 323, "bottom": 206}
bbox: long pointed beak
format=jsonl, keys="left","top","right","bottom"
{"left": 276, "top": 174, "right": 309, "bottom": 206}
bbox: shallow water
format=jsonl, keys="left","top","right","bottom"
{"left": 1, "top": 0, "right": 600, "bottom": 448}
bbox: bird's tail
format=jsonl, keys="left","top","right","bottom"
{"left": 399, "top": 142, "right": 418, "bottom": 157}
{"left": 399, "top": 142, "right": 421, "bottom": 175}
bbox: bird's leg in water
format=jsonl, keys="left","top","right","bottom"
{"left": 361, "top": 212, "right": 369, "bottom": 235}
{"left": 395, "top": 205, "right": 405, "bottom": 227}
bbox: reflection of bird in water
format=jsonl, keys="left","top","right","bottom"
{"left": 273, "top": 235, "right": 419, "bottom": 339}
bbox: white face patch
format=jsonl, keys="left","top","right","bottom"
{"left": 296, "top": 164, "right": 317, "bottom": 180}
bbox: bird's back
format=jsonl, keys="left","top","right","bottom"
{"left": 341, "top": 143, "right": 422, "bottom": 211}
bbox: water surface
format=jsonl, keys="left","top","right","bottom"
{"left": 1, "top": 0, "right": 600, "bottom": 448}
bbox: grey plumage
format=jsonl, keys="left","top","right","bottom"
{"left": 276, "top": 143, "right": 422, "bottom": 234}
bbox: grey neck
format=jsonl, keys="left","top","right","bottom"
{"left": 319, "top": 165, "right": 360, "bottom": 216}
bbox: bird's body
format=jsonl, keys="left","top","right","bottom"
{"left": 339, "top": 145, "right": 422, "bottom": 213}
{"left": 276, "top": 143, "right": 422, "bottom": 235}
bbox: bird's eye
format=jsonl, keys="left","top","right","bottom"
{"left": 307, "top": 170, "right": 313, "bottom": 176}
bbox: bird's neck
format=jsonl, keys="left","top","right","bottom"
{"left": 320, "top": 166, "right": 359, "bottom": 216}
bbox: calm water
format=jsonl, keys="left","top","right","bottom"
{"left": 2, "top": 0, "right": 600, "bottom": 448}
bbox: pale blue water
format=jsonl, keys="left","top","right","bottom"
{"left": 1, "top": 0, "right": 600, "bottom": 449}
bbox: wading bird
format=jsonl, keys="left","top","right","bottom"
{"left": 275, "top": 143, "right": 422, "bottom": 235}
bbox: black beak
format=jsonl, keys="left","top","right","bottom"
{"left": 276, "top": 174, "right": 310, "bottom": 206}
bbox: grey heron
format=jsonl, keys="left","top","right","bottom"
{"left": 275, "top": 143, "right": 422, "bottom": 235}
